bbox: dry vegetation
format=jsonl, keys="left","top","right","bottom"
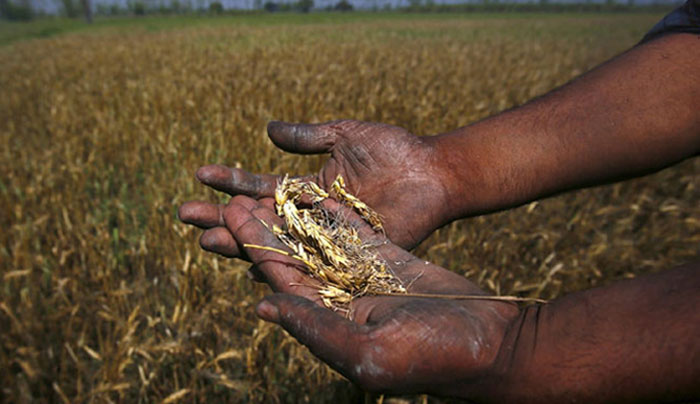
{"left": 1, "top": 13, "right": 698, "bottom": 403}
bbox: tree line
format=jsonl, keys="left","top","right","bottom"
{"left": 0, "top": 0, "right": 675, "bottom": 22}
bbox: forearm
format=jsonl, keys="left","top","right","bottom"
{"left": 484, "top": 262, "right": 700, "bottom": 403}
{"left": 430, "top": 33, "right": 700, "bottom": 220}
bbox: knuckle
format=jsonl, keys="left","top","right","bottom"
{"left": 199, "top": 231, "right": 217, "bottom": 249}
{"left": 229, "top": 194, "right": 250, "bottom": 206}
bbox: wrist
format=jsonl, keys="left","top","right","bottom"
{"left": 426, "top": 125, "right": 519, "bottom": 221}
{"left": 476, "top": 265, "right": 700, "bottom": 403}
{"left": 428, "top": 102, "right": 564, "bottom": 220}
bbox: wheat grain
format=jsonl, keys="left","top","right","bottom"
{"left": 258, "top": 175, "right": 405, "bottom": 314}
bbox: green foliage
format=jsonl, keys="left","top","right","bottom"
{"left": 95, "top": 3, "right": 109, "bottom": 15}
{"left": 408, "top": 0, "right": 422, "bottom": 10}
{"left": 130, "top": 0, "right": 146, "bottom": 15}
{"left": 60, "top": 0, "right": 79, "bottom": 17}
{"left": 263, "top": 1, "right": 277, "bottom": 12}
{"left": 295, "top": 0, "right": 313, "bottom": 12}
{"left": 209, "top": 1, "right": 223, "bottom": 14}
{"left": 110, "top": 4, "right": 123, "bottom": 14}
{"left": 334, "top": 0, "right": 352, "bottom": 11}
{"left": 393, "top": 1, "right": 672, "bottom": 13}
{"left": 0, "top": 0, "right": 33, "bottom": 20}
{"left": 171, "top": 0, "right": 185, "bottom": 13}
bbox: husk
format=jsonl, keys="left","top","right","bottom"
{"left": 261, "top": 174, "right": 406, "bottom": 314}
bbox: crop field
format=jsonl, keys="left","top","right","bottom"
{"left": 1, "top": 12, "right": 698, "bottom": 403}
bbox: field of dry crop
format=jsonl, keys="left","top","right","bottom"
{"left": 1, "top": 12, "right": 698, "bottom": 403}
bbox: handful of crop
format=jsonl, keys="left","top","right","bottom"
{"left": 244, "top": 175, "right": 547, "bottom": 315}
{"left": 245, "top": 174, "right": 406, "bottom": 314}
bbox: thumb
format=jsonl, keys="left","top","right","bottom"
{"left": 256, "top": 294, "right": 366, "bottom": 375}
{"left": 267, "top": 120, "right": 343, "bottom": 154}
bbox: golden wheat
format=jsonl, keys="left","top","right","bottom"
{"left": 246, "top": 174, "right": 405, "bottom": 314}
{"left": 2, "top": 13, "right": 695, "bottom": 404}
{"left": 246, "top": 174, "right": 547, "bottom": 312}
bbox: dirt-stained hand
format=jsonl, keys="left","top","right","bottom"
{"left": 179, "top": 120, "right": 455, "bottom": 251}
{"left": 215, "top": 194, "right": 518, "bottom": 398}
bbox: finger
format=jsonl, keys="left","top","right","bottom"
{"left": 259, "top": 197, "right": 276, "bottom": 211}
{"left": 178, "top": 201, "right": 225, "bottom": 229}
{"left": 222, "top": 197, "right": 319, "bottom": 297}
{"left": 267, "top": 120, "right": 341, "bottom": 154}
{"left": 256, "top": 294, "right": 367, "bottom": 380}
{"left": 230, "top": 194, "right": 261, "bottom": 211}
{"left": 196, "top": 165, "right": 280, "bottom": 197}
{"left": 199, "top": 227, "right": 241, "bottom": 258}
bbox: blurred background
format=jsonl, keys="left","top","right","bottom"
{"left": 1, "top": 1, "right": 697, "bottom": 403}
{"left": 0, "top": 0, "right": 682, "bottom": 22}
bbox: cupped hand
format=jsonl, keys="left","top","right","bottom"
{"left": 213, "top": 194, "right": 519, "bottom": 398}
{"left": 180, "top": 120, "right": 455, "bottom": 250}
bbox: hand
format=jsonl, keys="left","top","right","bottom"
{"left": 178, "top": 193, "right": 700, "bottom": 402}
{"left": 214, "top": 194, "right": 519, "bottom": 398}
{"left": 179, "top": 120, "right": 456, "bottom": 250}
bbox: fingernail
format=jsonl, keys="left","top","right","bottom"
{"left": 176, "top": 205, "right": 187, "bottom": 221}
{"left": 195, "top": 166, "right": 209, "bottom": 182}
{"left": 256, "top": 300, "right": 280, "bottom": 323}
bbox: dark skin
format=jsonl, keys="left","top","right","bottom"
{"left": 217, "top": 195, "right": 519, "bottom": 397}
{"left": 179, "top": 33, "right": 700, "bottom": 402}
{"left": 190, "top": 119, "right": 449, "bottom": 250}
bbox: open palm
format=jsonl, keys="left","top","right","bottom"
{"left": 218, "top": 195, "right": 518, "bottom": 397}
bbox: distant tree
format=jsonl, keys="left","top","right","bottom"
{"left": 0, "top": 0, "right": 34, "bottom": 20}
{"left": 178, "top": 0, "right": 193, "bottom": 13}
{"left": 334, "top": 0, "right": 352, "bottom": 11}
{"left": 80, "top": 0, "right": 92, "bottom": 23}
{"left": 130, "top": 0, "right": 146, "bottom": 14}
{"left": 60, "top": 0, "right": 79, "bottom": 17}
{"left": 263, "top": 1, "right": 277, "bottom": 11}
{"left": 295, "top": 0, "right": 312, "bottom": 12}
{"left": 157, "top": 1, "right": 170, "bottom": 13}
{"left": 209, "top": 0, "right": 223, "bottom": 13}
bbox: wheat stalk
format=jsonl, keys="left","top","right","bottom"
{"left": 245, "top": 175, "right": 546, "bottom": 314}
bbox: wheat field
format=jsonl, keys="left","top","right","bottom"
{"left": 1, "top": 13, "right": 698, "bottom": 403}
